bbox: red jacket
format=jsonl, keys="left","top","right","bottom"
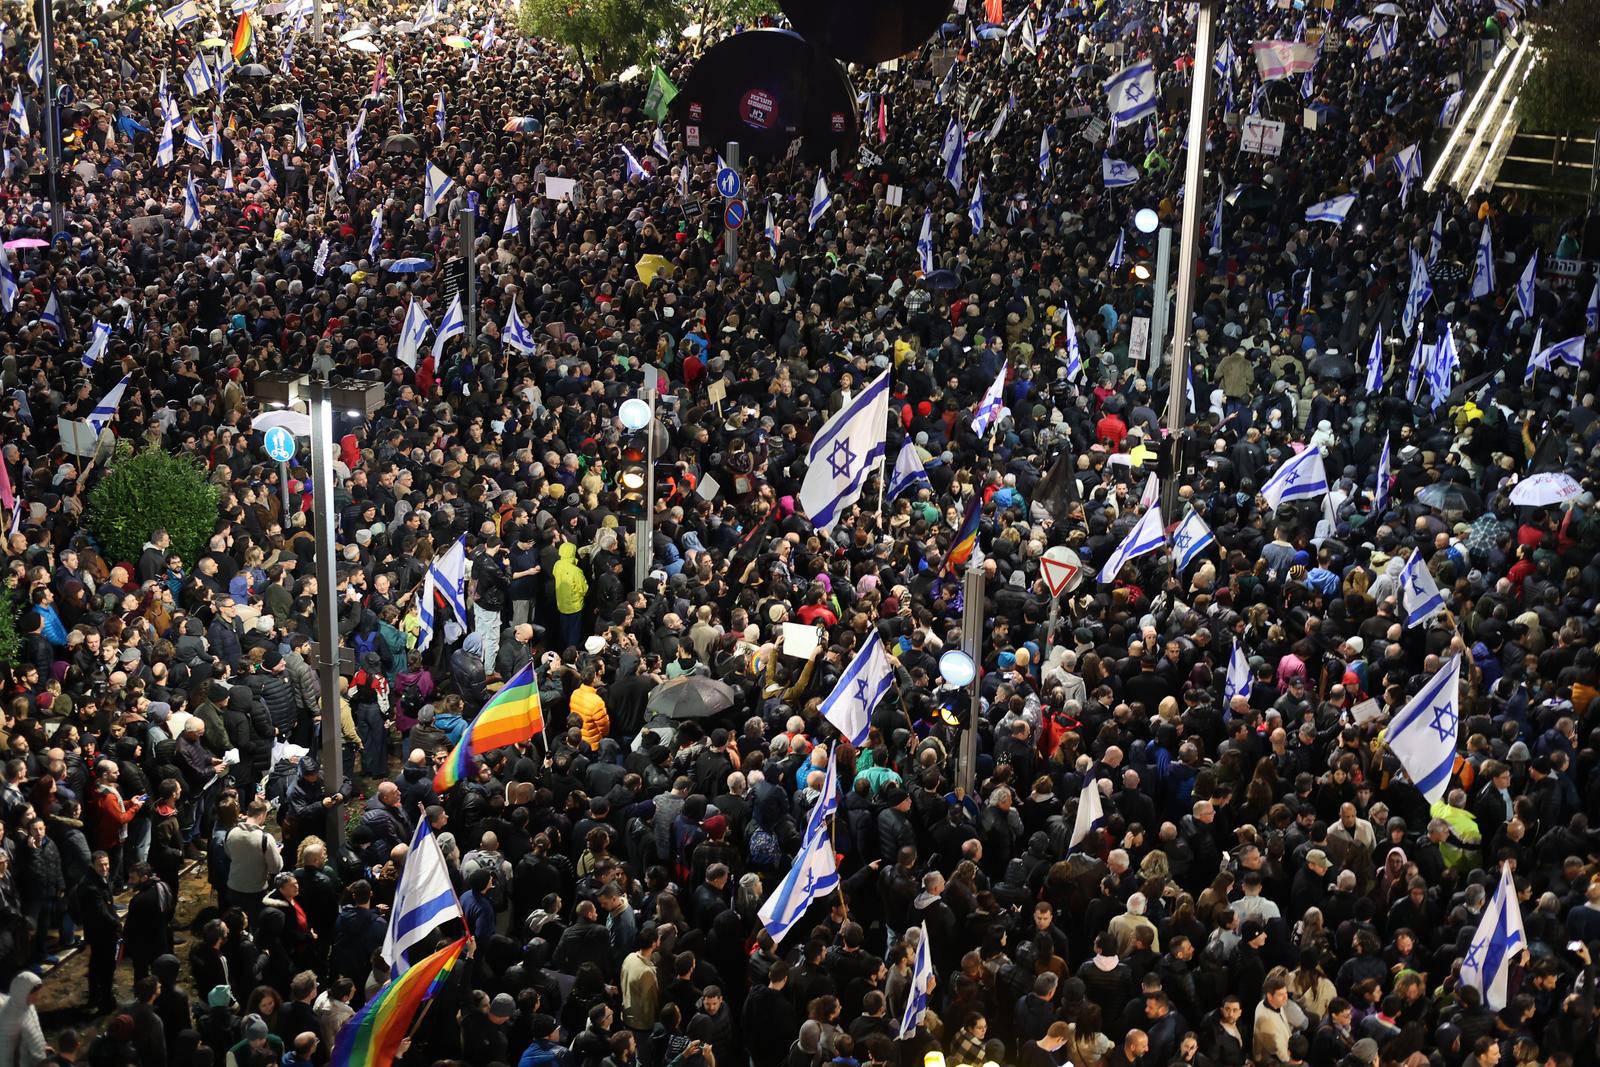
{"left": 90, "top": 785, "right": 140, "bottom": 851}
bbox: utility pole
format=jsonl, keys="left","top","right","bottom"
{"left": 312, "top": 0, "right": 323, "bottom": 41}
{"left": 956, "top": 557, "right": 985, "bottom": 795}
{"left": 37, "top": 0, "right": 63, "bottom": 235}
{"left": 462, "top": 191, "right": 478, "bottom": 360}
{"left": 722, "top": 141, "right": 741, "bottom": 273}
{"left": 307, "top": 367, "right": 345, "bottom": 852}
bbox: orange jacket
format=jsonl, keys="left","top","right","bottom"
{"left": 571, "top": 685, "right": 610, "bottom": 747}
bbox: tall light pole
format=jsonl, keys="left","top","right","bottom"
{"left": 306, "top": 366, "right": 345, "bottom": 853}
{"left": 37, "top": 0, "right": 63, "bottom": 235}
{"left": 953, "top": 558, "right": 985, "bottom": 795}
{"left": 1137, "top": 207, "right": 1173, "bottom": 373}
{"left": 1163, "top": 0, "right": 1220, "bottom": 519}
{"left": 619, "top": 395, "right": 655, "bottom": 589}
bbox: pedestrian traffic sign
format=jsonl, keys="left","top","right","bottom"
{"left": 724, "top": 199, "right": 747, "bottom": 230}
{"left": 263, "top": 426, "right": 297, "bottom": 464}
{"left": 716, "top": 167, "right": 742, "bottom": 199}
{"left": 1041, "top": 545, "right": 1084, "bottom": 596}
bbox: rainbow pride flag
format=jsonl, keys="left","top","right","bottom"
{"left": 331, "top": 936, "right": 466, "bottom": 1067}
{"left": 433, "top": 660, "right": 544, "bottom": 790}
{"left": 946, "top": 493, "right": 982, "bottom": 573}
{"left": 231, "top": 12, "right": 253, "bottom": 59}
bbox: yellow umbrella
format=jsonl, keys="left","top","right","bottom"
{"left": 635, "top": 254, "right": 675, "bottom": 285}
{"left": 198, "top": 36, "right": 227, "bottom": 47}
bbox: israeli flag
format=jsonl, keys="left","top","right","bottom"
{"left": 8, "top": 90, "right": 27, "bottom": 138}
{"left": 87, "top": 374, "right": 131, "bottom": 435}
{"left": 1588, "top": 279, "right": 1599, "bottom": 333}
{"left": 1427, "top": 4, "right": 1448, "bottom": 38}
{"left": 1305, "top": 193, "right": 1357, "bottom": 226}
{"left": 819, "top": 629, "right": 894, "bottom": 746}
{"left": 323, "top": 150, "right": 341, "bottom": 197}
{"left": 183, "top": 55, "right": 216, "bottom": 97}
{"left": 224, "top": 166, "right": 234, "bottom": 191}
{"left": 435, "top": 89, "right": 446, "bottom": 138}
{"left": 798, "top": 369, "right": 889, "bottom": 535}
{"left": 808, "top": 175, "right": 831, "bottom": 231}
{"left": 1104, "top": 60, "right": 1157, "bottom": 125}
{"left": 1214, "top": 36, "right": 1234, "bottom": 79}
{"left": 430, "top": 295, "right": 466, "bottom": 363}
{"left": 1471, "top": 223, "right": 1496, "bottom": 298}
{"left": 765, "top": 204, "right": 780, "bottom": 259}
{"left": 941, "top": 117, "right": 965, "bottom": 190}
{"left": 971, "top": 360, "right": 1009, "bottom": 436}
{"left": 803, "top": 745, "right": 840, "bottom": 838}
{"left": 82, "top": 320, "right": 112, "bottom": 369}
{"left": 503, "top": 302, "right": 538, "bottom": 354}
{"left": 157, "top": 114, "right": 176, "bottom": 167}
{"left": 1260, "top": 445, "right": 1328, "bottom": 510}
{"left": 620, "top": 144, "right": 647, "bottom": 182}
{"left": 161, "top": 0, "right": 203, "bottom": 27}
{"left": 1366, "top": 19, "right": 1397, "bottom": 59}
{"left": 886, "top": 442, "right": 931, "bottom": 501}
{"left": 1108, "top": 228, "right": 1126, "bottom": 270}
{"left": 1068, "top": 775, "right": 1106, "bottom": 849}
{"left": 368, "top": 206, "right": 383, "bottom": 259}
{"left": 1429, "top": 325, "right": 1459, "bottom": 409}
{"left": 917, "top": 210, "right": 934, "bottom": 275}
{"left": 1386, "top": 653, "right": 1460, "bottom": 803}
{"left": 1364, "top": 331, "right": 1385, "bottom": 394}
{"left": 1098, "top": 505, "right": 1165, "bottom": 584}
{"left": 1399, "top": 548, "right": 1448, "bottom": 627}
{"left": 757, "top": 820, "right": 839, "bottom": 943}
{"left": 1172, "top": 508, "right": 1215, "bottom": 573}
{"left": 896, "top": 924, "right": 935, "bottom": 1038}
{"left": 423, "top": 162, "right": 454, "bottom": 217}
{"left": 1439, "top": 89, "right": 1464, "bottom": 129}
{"left": 1374, "top": 433, "right": 1392, "bottom": 515}
{"left": 26, "top": 43, "right": 43, "bottom": 88}
{"left": 210, "top": 123, "right": 224, "bottom": 164}
{"left": 396, "top": 80, "right": 407, "bottom": 127}
{"left": 294, "top": 103, "right": 308, "bottom": 149}
{"left": 1524, "top": 335, "right": 1585, "bottom": 384}
{"left": 396, "top": 296, "right": 431, "bottom": 369}
{"left": 968, "top": 172, "right": 985, "bottom": 232}
{"left": 183, "top": 118, "right": 208, "bottom": 153}
{"left": 1460, "top": 862, "right": 1526, "bottom": 1012}
{"left": 1223, "top": 643, "right": 1253, "bottom": 707}
{"left": 502, "top": 199, "right": 520, "bottom": 241}
{"left": 1406, "top": 334, "right": 1430, "bottom": 403}
{"left": 936, "top": 62, "right": 956, "bottom": 106}
{"left": 1402, "top": 252, "right": 1433, "bottom": 337}
{"left": 1064, "top": 307, "right": 1083, "bottom": 379}
{"left": 380, "top": 818, "right": 463, "bottom": 968}
{"left": 1102, "top": 155, "right": 1138, "bottom": 188}
{"left": 1038, "top": 126, "right": 1051, "bottom": 180}
{"left": 0, "top": 250, "right": 17, "bottom": 314}
{"left": 1210, "top": 196, "right": 1223, "bottom": 256}
{"left": 985, "top": 97, "right": 1010, "bottom": 142}
{"left": 417, "top": 535, "right": 469, "bottom": 651}
{"left": 41, "top": 291, "right": 65, "bottom": 343}
{"left": 1516, "top": 249, "right": 1538, "bottom": 320}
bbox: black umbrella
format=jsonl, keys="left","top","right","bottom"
{"left": 646, "top": 676, "right": 737, "bottom": 720}
{"left": 1227, "top": 184, "right": 1273, "bottom": 211}
{"left": 266, "top": 102, "right": 299, "bottom": 116}
{"left": 1308, "top": 349, "right": 1358, "bottom": 382}
{"left": 924, "top": 268, "right": 961, "bottom": 291}
{"left": 237, "top": 64, "right": 271, "bottom": 78}
{"left": 1429, "top": 259, "right": 1468, "bottom": 283}
{"left": 383, "top": 133, "right": 422, "bottom": 155}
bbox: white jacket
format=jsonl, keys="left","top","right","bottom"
{"left": 0, "top": 973, "right": 48, "bottom": 1067}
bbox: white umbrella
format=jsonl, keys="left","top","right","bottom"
{"left": 346, "top": 38, "right": 382, "bottom": 52}
{"left": 1508, "top": 472, "right": 1582, "bottom": 506}
{"left": 251, "top": 409, "right": 313, "bottom": 436}
{"left": 1372, "top": 2, "right": 1402, "bottom": 13}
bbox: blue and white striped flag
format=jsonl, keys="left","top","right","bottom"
{"left": 210, "top": 123, "right": 224, "bottom": 164}
{"left": 917, "top": 210, "right": 934, "bottom": 275}
{"left": 1386, "top": 653, "right": 1460, "bottom": 803}
{"left": 87, "top": 374, "right": 131, "bottom": 435}
{"left": 380, "top": 818, "right": 463, "bottom": 967}
{"left": 1098, "top": 505, "right": 1165, "bottom": 583}
{"left": 1223, "top": 643, "right": 1253, "bottom": 706}
{"left": 1429, "top": 209, "right": 1445, "bottom": 264}
{"left": 1588, "top": 279, "right": 1599, "bottom": 333}
{"left": 1402, "top": 252, "right": 1433, "bottom": 337}
{"left": 1064, "top": 307, "right": 1083, "bottom": 379}
{"left": 82, "top": 321, "right": 112, "bottom": 369}
{"left": 1439, "top": 89, "right": 1464, "bottom": 129}
{"left": 1210, "top": 196, "right": 1223, "bottom": 256}
{"left": 1260, "top": 445, "right": 1328, "bottom": 509}
{"left": 183, "top": 117, "right": 208, "bottom": 152}
{"left": 26, "top": 43, "right": 43, "bottom": 87}
{"left": 41, "top": 291, "right": 64, "bottom": 343}
{"left": 1364, "top": 331, "right": 1384, "bottom": 394}
{"left": 1038, "top": 126, "right": 1051, "bottom": 180}
{"left": 886, "top": 442, "right": 931, "bottom": 502}
{"left": 1471, "top": 223, "right": 1496, "bottom": 298}
{"left": 808, "top": 175, "right": 831, "bottom": 231}
{"left": 1460, "top": 862, "right": 1526, "bottom": 1012}
{"left": 1305, "top": 193, "right": 1357, "bottom": 226}
{"left": 0, "top": 248, "right": 17, "bottom": 314}
{"left": 819, "top": 629, "right": 894, "bottom": 746}
{"left": 968, "top": 172, "right": 985, "bottom": 232}
{"left": 368, "top": 206, "right": 383, "bottom": 259}
{"left": 423, "top": 162, "right": 454, "bottom": 217}
{"left": 183, "top": 55, "right": 216, "bottom": 97}
{"left": 803, "top": 745, "right": 840, "bottom": 837}
{"left": 395, "top": 80, "right": 406, "bottom": 127}
{"left": 1213, "top": 36, "right": 1234, "bottom": 79}
{"left": 1068, "top": 775, "right": 1105, "bottom": 849}
{"left": 502, "top": 199, "right": 520, "bottom": 241}
{"left": 503, "top": 301, "right": 538, "bottom": 354}
{"left": 765, "top": 204, "right": 780, "bottom": 259}
{"left": 1406, "top": 334, "right": 1429, "bottom": 402}
{"left": 1102, "top": 155, "right": 1138, "bottom": 188}
{"left": 1172, "top": 508, "right": 1215, "bottom": 573}
{"left": 1399, "top": 548, "right": 1448, "bottom": 627}
{"left": 1524, "top": 335, "right": 1585, "bottom": 384}
{"left": 1104, "top": 59, "right": 1157, "bottom": 125}
{"left": 798, "top": 369, "right": 889, "bottom": 535}
{"left": 417, "top": 535, "right": 469, "bottom": 651}
{"left": 435, "top": 89, "right": 446, "bottom": 139}
{"left": 896, "top": 923, "right": 935, "bottom": 1037}
{"left": 1516, "top": 249, "right": 1538, "bottom": 320}
{"left": 8, "top": 90, "right": 26, "bottom": 137}
{"left": 396, "top": 296, "right": 431, "bottom": 369}
{"left": 1108, "top": 228, "right": 1125, "bottom": 270}
{"left": 757, "top": 820, "right": 839, "bottom": 943}
{"left": 431, "top": 294, "right": 465, "bottom": 363}
{"left": 161, "top": 0, "right": 203, "bottom": 27}
{"left": 619, "top": 144, "right": 647, "bottom": 182}
{"left": 1374, "top": 433, "right": 1392, "bottom": 516}
{"left": 941, "top": 118, "right": 965, "bottom": 191}
{"left": 157, "top": 114, "right": 175, "bottom": 167}
{"left": 1428, "top": 324, "right": 1459, "bottom": 410}
{"left": 294, "top": 102, "right": 308, "bottom": 149}
{"left": 650, "top": 127, "right": 670, "bottom": 161}
{"left": 971, "top": 360, "right": 1009, "bottom": 435}
{"left": 1367, "top": 19, "right": 1397, "bottom": 59}
{"left": 1426, "top": 4, "right": 1448, "bottom": 38}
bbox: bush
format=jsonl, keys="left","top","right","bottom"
{"left": 86, "top": 444, "right": 222, "bottom": 567}
{"left": 0, "top": 587, "right": 18, "bottom": 669}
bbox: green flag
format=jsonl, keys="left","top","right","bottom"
{"left": 644, "top": 65, "right": 678, "bottom": 122}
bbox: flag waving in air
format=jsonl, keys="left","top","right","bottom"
{"left": 433, "top": 660, "right": 545, "bottom": 791}
{"left": 1384, "top": 653, "right": 1461, "bottom": 803}
{"left": 798, "top": 370, "right": 889, "bottom": 535}
{"left": 1459, "top": 863, "right": 1525, "bottom": 1011}
{"left": 380, "top": 819, "right": 463, "bottom": 967}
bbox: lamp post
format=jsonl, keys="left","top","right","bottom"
{"left": 37, "top": 0, "right": 63, "bottom": 235}
{"left": 619, "top": 395, "right": 655, "bottom": 589}
{"left": 1135, "top": 208, "right": 1173, "bottom": 373}
{"left": 1163, "top": 0, "right": 1220, "bottom": 519}
{"left": 949, "top": 556, "right": 985, "bottom": 795}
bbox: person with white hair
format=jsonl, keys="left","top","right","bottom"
{"left": 1108, "top": 891, "right": 1160, "bottom": 956}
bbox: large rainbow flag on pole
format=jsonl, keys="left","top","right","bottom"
{"left": 946, "top": 493, "right": 982, "bottom": 574}
{"left": 231, "top": 12, "right": 254, "bottom": 59}
{"left": 433, "top": 660, "right": 545, "bottom": 791}
{"left": 331, "top": 936, "right": 467, "bottom": 1067}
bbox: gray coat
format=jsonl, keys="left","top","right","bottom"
{"left": 285, "top": 651, "right": 320, "bottom": 716}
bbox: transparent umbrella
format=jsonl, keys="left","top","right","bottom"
{"left": 1416, "top": 482, "right": 1482, "bottom": 516}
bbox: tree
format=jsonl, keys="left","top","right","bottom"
{"left": 86, "top": 443, "right": 222, "bottom": 568}
{"left": 518, "top": 0, "right": 687, "bottom": 76}
{"left": 1518, "top": 0, "right": 1600, "bottom": 132}
{"left": 0, "top": 587, "right": 19, "bottom": 670}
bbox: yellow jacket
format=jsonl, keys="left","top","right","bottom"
{"left": 572, "top": 684, "right": 610, "bottom": 747}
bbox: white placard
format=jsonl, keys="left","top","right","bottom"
{"left": 1081, "top": 117, "right": 1108, "bottom": 143}
{"left": 57, "top": 418, "right": 108, "bottom": 458}
{"left": 1302, "top": 107, "right": 1320, "bottom": 130}
{"left": 1351, "top": 698, "right": 1384, "bottom": 725}
{"left": 1129, "top": 316, "right": 1151, "bottom": 365}
{"left": 781, "top": 622, "right": 821, "bottom": 660}
{"left": 544, "top": 176, "right": 577, "bottom": 202}
{"left": 886, "top": 185, "right": 904, "bottom": 207}
{"left": 1240, "top": 116, "right": 1286, "bottom": 156}
{"left": 696, "top": 473, "right": 721, "bottom": 500}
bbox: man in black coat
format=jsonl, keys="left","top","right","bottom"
{"left": 76, "top": 850, "right": 121, "bottom": 1015}
{"left": 876, "top": 787, "right": 917, "bottom": 866}
{"left": 741, "top": 961, "right": 798, "bottom": 1067}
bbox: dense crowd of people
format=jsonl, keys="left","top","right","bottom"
{"left": 1, "top": 0, "right": 1599, "bottom": 1064}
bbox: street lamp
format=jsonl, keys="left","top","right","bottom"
{"left": 618, "top": 396, "right": 656, "bottom": 589}
{"left": 939, "top": 649, "right": 975, "bottom": 687}
{"left": 1134, "top": 207, "right": 1175, "bottom": 378}
{"left": 952, "top": 553, "right": 986, "bottom": 795}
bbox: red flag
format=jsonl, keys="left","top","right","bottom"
{"left": 877, "top": 96, "right": 888, "bottom": 144}
{"left": 985, "top": 0, "right": 1004, "bottom": 24}
{"left": 0, "top": 443, "right": 13, "bottom": 513}
{"left": 371, "top": 54, "right": 387, "bottom": 94}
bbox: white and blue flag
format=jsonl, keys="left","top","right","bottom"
{"left": 1471, "top": 223, "right": 1496, "bottom": 298}
{"left": 819, "top": 629, "right": 894, "bottom": 746}
{"left": 1305, "top": 193, "right": 1357, "bottom": 226}
{"left": 1108, "top": 228, "right": 1126, "bottom": 270}
{"left": 1102, "top": 155, "right": 1138, "bottom": 188}
{"left": 1429, "top": 209, "right": 1445, "bottom": 264}
{"left": 1098, "top": 505, "right": 1165, "bottom": 584}
{"left": 1429, "top": 324, "right": 1459, "bottom": 409}
{"left": 183, "top": 54, "right": 216, "bottom": 97}
{"left": 620, "top": 144, "right": 647, "bottom": 182}
{"left": 651, "top": 127, "right": 670, "bottom": 160}
{"left": 968, "top": 172, "right": 985, "bottom": 232}
{"left": 1386, "top": 653, "right": 1460, "bottom": 803}
{"left": 1064, "top": 307, "right": 1083, "bottom": 380}
{"left": 1038, "top": 126, "right": 1051, "bottom": 180}
{"left": 26, "top": 43, "right": 43, "bottom": 87}
{"left": 1214, "top": 36, "right": 1234, "bottom": 79}
{"left": 1399, "top": 548, "right": 1448, "bottom": 627}
{"left": 380, "top": 817, "right": 463, "bottom": 967}
{"left": 368, "top": 206, "right": 384, "bottom": 259}
{"left": 1364, "top": 331, "right": 1385, "bottom": 394}
{"left": 157, "top": 113, "right": 176, "bottom": 167}
{"left": 417, "top": 535, "right": 469, "bottom": 651}
{"left": 8, "top": 90, "right": 26, "bottom": 138}
{"left": 423, "top": 162, "right": 454, "bottom": 217}
{"left": 503, "top": 302, "right": 538, "bottom": 355}
{"left": 183, "top": 117, "right": 208, "bottom": 153}
{"left": 803, "top": 745, "right": 840, "bottom": 837}
{"left": 971, "top": 360, "right": 1009, "bottom": 435}
{"left": 82, "top": 321, "right": 112, "bottom": 369}
{"left": 87, "top": 374, "right": 131, "bottom": 435}
{"left": 1260, "top": 445, "right": 1328, "bottom": 509}
{"left": 886, "top": 443, "right": 931, "bottom": 502}
{"left": 1105, "top": 59, "right": 1157, "bottom": 125}
{"left": 757, "top": 820, "right": 839, "bottom": 943}
{"left": 0, "top": 248, "right": 16, "bottom": 314}
{"left": 1223, "top": 643, "right": 1253, "bottom": 707}
{"left": 396, "top": 296, "right": 431, "bottom": 369}
{"left": 941, "top": 117, "right": 965, "bottom": 190}
{"left": 161, "top": 0, "right": 203, "bottom": 28}
{"left": 808, "top": 175, "right": 831, "bottom": 231}
{"left": 502, "top": 200, "right": 520, "bottom": 241}
{"left": 1069, "top": 774, "right": 1106, "bottom": 849}
{"left": 917, "top": 210, "right": 934, "bottom": 275}
{"left": 435, "top": 89, "right": 446, "bottom": 138}
{"left": 1516, "top": 249, "right": 1538, "bottom": 320}
{"left": 798, "top": 369, "right": 889, "bottom": 535}
{"left": 1427, "top": 4, "right": 1449, "bottom": 38}
{"left": 1367, "top": 19, "right": 1397, "bottom": 59}
{"left": 1524, "top": 335, "right": 1585, "bottom": 384}
{"left": 766, "top": 204, "right": 780, "bottom": 259}
{"left": 1172, "top": 508, "right": 1215, "bottom": 573}
{"left": 41, "top": 291, "right": 65, "bottom": 343}
{"left": 1210, "top": 196, "right": 1223, "bottom": 256}
{"left": 896, "top": 924, "right": 936, "bottom": 1038}
{"left": 1459, "top": 862, "right": 1525, "bottom": 1012}
{"left": 430, "top": 293, "right": 465, "bottom": 363}
{"left": 1402, "top": 252, "right": 1433, "bottom": 337}
{"left": 1375, "top": 433, "right": 1392, "bottom": 516}
{"left": 1588, "top": 279, "right": 1599, "bottom": 333}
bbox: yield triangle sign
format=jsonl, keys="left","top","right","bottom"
{"left": 1041, "top": 546, "right": 1083, "bottom": 596}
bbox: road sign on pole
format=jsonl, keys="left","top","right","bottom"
{"left": 715, "top": 167, "right": 742, "bottom": 199}
{"left": 263, "top": 426, "right": 298, "bottom": 464}
{"left": 1041, "top": 545, "right": 1084, "bottom": 596}
{"left": 724, "top": 199, "right": 747, "bottom": 230}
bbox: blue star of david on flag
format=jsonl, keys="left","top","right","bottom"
{"left": 819, "top": 630, "right": 894, "bottom": 745}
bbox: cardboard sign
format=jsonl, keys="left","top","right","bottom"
{"left": 781, "top": 622, "right": 821, "bottom": 659}
{"left": 1129, "top": 316, "right": 1151, "bottom": 365}
{"left": 886, "top": 185, "right": 904, "bottom": 207}
{"left": 544, "top": 176, "right": 577, "bottom": 201}
{"left": 707, "top": 379, "right": 728, "bottom": 407}
{"left": 1240, "top": 116, "right": 1286, "bottom": 156}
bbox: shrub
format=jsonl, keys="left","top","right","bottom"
{"left": 86, "top": 444, "right": 221, "bottom": 566}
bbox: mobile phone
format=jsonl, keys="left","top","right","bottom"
{"left": 1568, "top": 941, "right": 1585, "bottom": 953}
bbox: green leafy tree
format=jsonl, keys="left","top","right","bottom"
{"left": 86, "top": 444, "right": 222, "bottom": 568}
{"left": 518, "top": 0, "right": 687, "bottom": 76}
{"left": 0, "top": 587, "right": 19, "bottom": 670}
{"left": 1518, "top": 0, "right": 1600, "bottom": 132}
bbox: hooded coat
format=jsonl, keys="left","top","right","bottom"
{"left": 0, "top": 972, "right": 48, "bottom": 1067}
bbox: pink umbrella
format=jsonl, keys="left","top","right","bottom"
{"left": 4, "top": 238, "right": 48, "bottom": 249}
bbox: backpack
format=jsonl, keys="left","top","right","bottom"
{"left": 748, "top": 824, "right": 782, "bottom": 868}
{"left": 353, "top": 630, "right": 383, "bottom": 662}
{"left": 264, "top": 759, "right": 299, "bottom": 804}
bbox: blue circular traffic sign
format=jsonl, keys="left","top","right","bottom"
{"left": 715, "top": 167, "right": 742, "bottom": 199}
{"left": 263, "top": 427, "right": 297, "bottom": 464}
{"left": 724, "top": 199, "right": 747, "bottom": 230}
